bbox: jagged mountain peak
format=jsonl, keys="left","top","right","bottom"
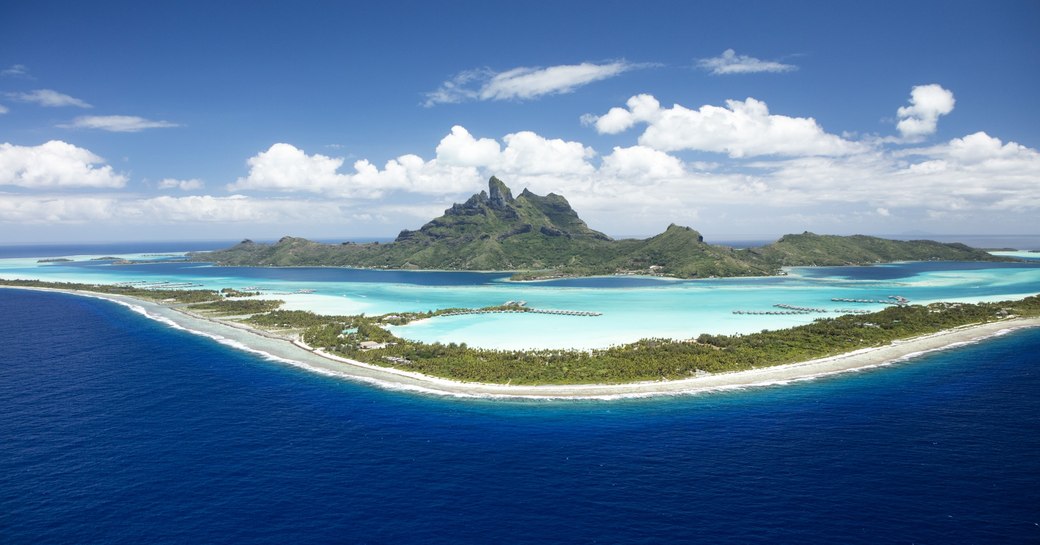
{"left": 396, "top": 177, "right": 609, "bottom": 243}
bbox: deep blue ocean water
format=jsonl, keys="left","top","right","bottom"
{"left": 2, "top": 288, "right": 1039, "bottom": 544}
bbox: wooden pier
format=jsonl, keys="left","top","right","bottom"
{"left": 439, "top": 307, "right": 602, "bottom": 318}
{"left": 113, "top": 280, "right": 205, "bottom": 289}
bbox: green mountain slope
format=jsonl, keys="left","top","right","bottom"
{"left": 192, "top": 177, "right": 1009, "bottom": 277}
{"left": 748, "top": 232, "right": 1000, "bottom": 266}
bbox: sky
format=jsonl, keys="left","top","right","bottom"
{"left": 1, "top": 0, "right": 1038, "bottom": 243}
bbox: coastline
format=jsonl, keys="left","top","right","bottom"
{"left": 4, "top": 285, "right": 1039, "bottom": 400}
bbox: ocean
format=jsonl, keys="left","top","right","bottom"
{"left": 1, "top": 288, "right": 1039, "bottom": 543}
{"left": 3, "top": 239, "right": 1040, "bottom": 542}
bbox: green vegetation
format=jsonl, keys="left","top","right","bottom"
{"left": 746, "top": 232, "right": 1001, "bottom": 266}
{"left": 0, "top": 278, "right": 221, "bottom": 303}
{"left": 220, "top": 287, "right": 261, "bottom": 297}
{"left": 188, "top": 298, "right": 284, "bottom": 316}
{"left": 191, "top": 177, "right": 1009, "bottom": 279}
{"left": 246, "top": 309, "right": 358, "bottom": 329}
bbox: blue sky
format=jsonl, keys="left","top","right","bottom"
{"left": 1, "top": 0, "right": 1038, "bottom": 243}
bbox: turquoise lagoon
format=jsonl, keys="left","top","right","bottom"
{"left": 2, "top": 249, "right": 1040, "bottom": 350}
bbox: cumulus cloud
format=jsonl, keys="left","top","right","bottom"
{"left": 600, "top": 145, "right": 685, "bottom": 181}
{"left": 229, "top": 142, "right": 482, "bottom": 197}
{"left": 0, "top": 104, "right": 7, "bottom": 115}
{"left": 6, "top": 89, "right": 91, "bottom": 108}
{"left": 424, "top": 61, "right": 638, "bottom": 106}
{"left": 158, "top": 178, "right": 204, "bottom": 191}
{"left": 349, "top": 154, "right": 480, "bottom": 195}
{"left": 697, "top": 49, "right": 797, "bottom": 75}
{"left": 893, "top": 132, "right": 1040, "bottom": 212}
{"left": 497, "top": 131, "right": 595, "bottom": 176}
{"left": 585, "top": 94, "right": 862, "bottom": 157}
{"left": 941, "top": 131, "right": 1040, "bottom": 165}
{"left": 750, "top": 130, "right": 1040, "bottom": 214}
{"left": 60, "top": 115, "right": 180, "bottom": 132}
{"left": 896, "top": 84, "right": 955, "bottom": 140}
{"left": 232, "top": 128, "right": 601, "bottom": 199}
{"left": 1, "top": 64, "right": 32, "bottom": 78}
{"left": 435, "top": 126, "right": 502, "bottom": 167}
{"left": 231, "top": 143, "right": 346, "bottom": 194}
{"left": 431, "top": 126, "right": 598, "bottom": 195}
{"left": 0, "top": 140, "right": 127, "bottom": 188}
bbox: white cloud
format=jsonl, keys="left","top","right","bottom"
{"left": 896, "top": 84, "right": 955, "bottom": 140}
{"left": 586, "top": 94, "right": 862, "bottom": 157}
{"left": 231, "top": 143, "right": 346, "bottom": 194}
{"left": 435, "top": 126, "right": 586, "bottom": 173}
{"left": 158, "top": 178, "right": 204, "bottom": 191}
{"left": 424, "top": 61, "right": 638, "bottom": 106}
{"left": 60, "top": 115, "right": 180, "bottom": 132}
{"left": 233, "top": 129, "right": 600, "bottom": 199}
{"left": 435, "top": 126, "right": 502, "bottom": 167}
{"left": 1, "top": 64, "right": 32, "bottom": 78}
{"left": 230, "top": 142, "right": 483, "bottom": 197}
{"left": 422, "top": 68, "right": 489, "bottom": 106}
{"left": 497, "top": 131, "right": 595, "bottom": 176}
{"left": 480, "top": 62, "right": 633, "bottom": 101}
{"left": 0, "top": 140, "right": 126, "bottom": 188}
{"left": 697, "top": 49, "right": 797, "bottom": 75}
{"left": 349, "top": 154, "right": 480, "bottom": 195}
{"left": 586, "top": 94, "right": 662, "bottom": 134}
{"left": 0, "top": 194, "right": 347, "bottom": 224}
{"left": 0, "top": 104, "right": 7, "bottom": 115}
{"left": 600, "top": 145, "right": 685, "bottom": 181}
{"left": 749, "top": 131, "right": 1040, "bottom": 213}
{"left": 6, "top": 89, "right": 91, "bottom": 108}
{"left": 934, "top": 131, "right": 1035, "bottom": 165}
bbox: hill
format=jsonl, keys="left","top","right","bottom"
{"left": 192, "top": 177, "right": 1008, "bottom": 278}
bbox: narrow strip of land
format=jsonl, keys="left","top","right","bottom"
{"left": 5, "top": 285, "right": 1038, "bottom": 399}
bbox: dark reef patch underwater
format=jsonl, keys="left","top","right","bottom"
{"left": 2, "top": 288, "right": 1039, "bottom": 544}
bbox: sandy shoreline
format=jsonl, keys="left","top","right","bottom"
{"left": 5, "top": 285, "right": 1040, "bottom": 399}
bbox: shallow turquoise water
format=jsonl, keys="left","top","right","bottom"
{"left": 2, "top": 250, "right": 1039, "bottom": 349}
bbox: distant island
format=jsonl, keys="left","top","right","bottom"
{"left": 191, "top": 177, "right": 1005, "bottom": 279}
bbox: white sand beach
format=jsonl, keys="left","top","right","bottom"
{"left": 6, "top": 286, "right": 1040, "bottom": 400}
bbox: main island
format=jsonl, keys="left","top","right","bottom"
{"left": 3, "top": 177, "right": 1038, "bottom": 398}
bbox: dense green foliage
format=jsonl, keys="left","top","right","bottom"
{"left": 746, "top": 232, "right": 1001, "bottom": 266}
{"left": 244, "top": 309, "right": 355, "bottom": 329}
{"left": 0, "top": 279, "right": 221, "bottom": 303}
{"left": 192, "top": 177, "right": 1007, "bottom": 279}
{"left": 219, "top": 288, "right": 261, "bottom": 297}
{"left": 189, "top": 298, "right": 284, "bottom": 315}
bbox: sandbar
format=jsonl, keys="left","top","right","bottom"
{"left": 4, "top": 286, "right": 1039, "bottom": 400}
